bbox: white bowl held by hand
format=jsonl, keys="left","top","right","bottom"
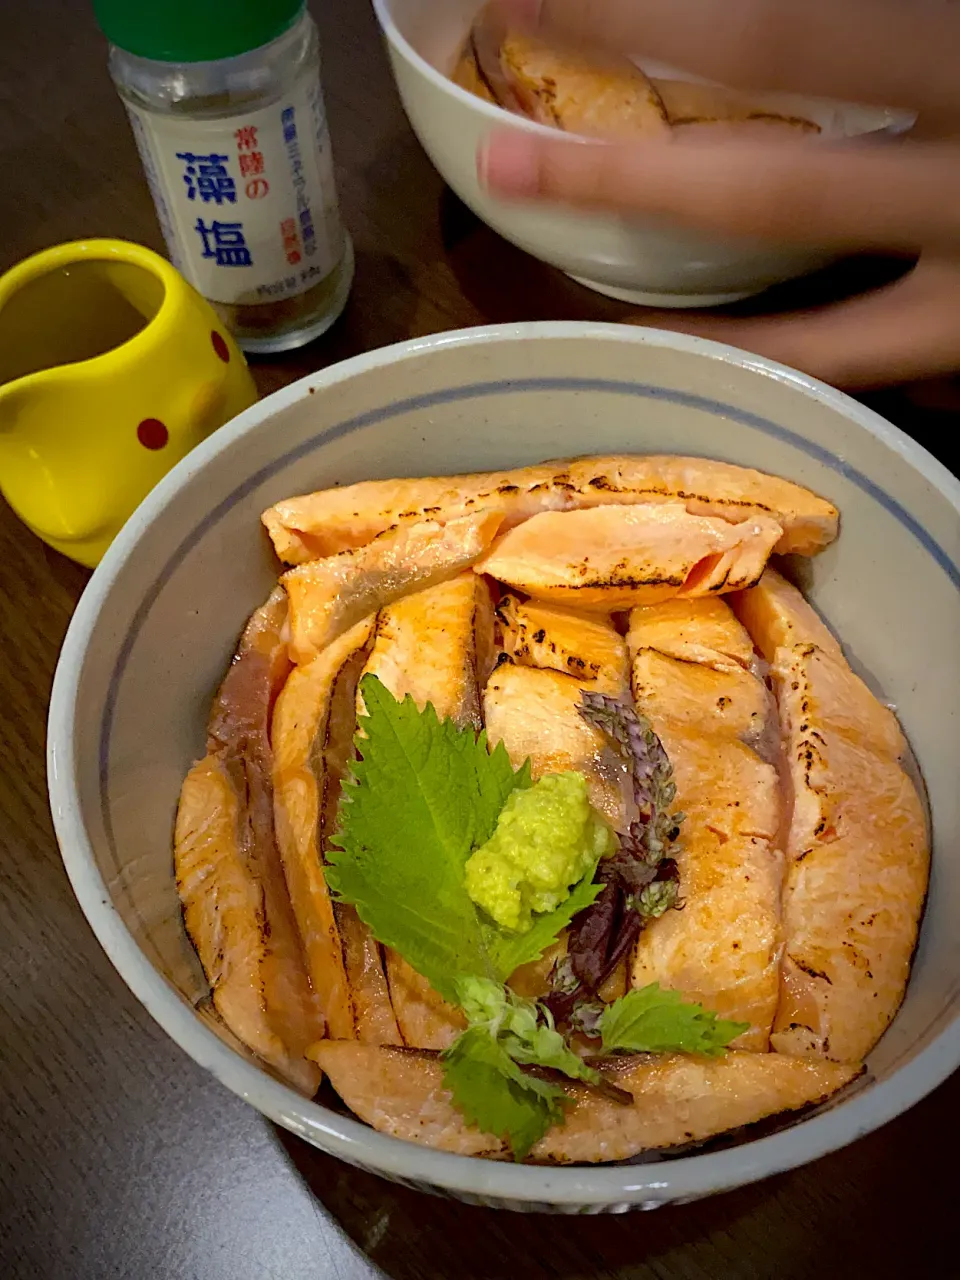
{"left": 49, "top": 323, "right": 960, "bottom": 1212}
{"left": 373, "top": 0, "right": 910, "bottom": 307}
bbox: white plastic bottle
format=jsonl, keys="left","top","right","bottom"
{"left": 95, "top": 0, "right": 353, "bottom": 354}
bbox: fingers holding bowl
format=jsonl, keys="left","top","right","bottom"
{"left": 622, "top": 257, "right": 960, "bottom": 390}
{"left": 479, "top": 131, "right": 960, "bottom": 254}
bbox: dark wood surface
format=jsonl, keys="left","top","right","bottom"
{"left": 1, "top": 3, "right": 957, "bottom": 1277}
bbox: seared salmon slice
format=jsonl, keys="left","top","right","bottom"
{"left": 383, "top": 952, "right": 466, "bottom": 1051}
{"left": 261, "top": 454, "right": 839, "bottom": 564}
{"left": 175, "top": 589, "right": 323, "bottom": 1094}
{"left": 282, "top": 511, "right": 503, "bottom": 664}
{"left": 355, "top": 572, "right": 495, "bottom": 1048}
{"left": 631, "top": 819, "right": 783, "bottom": 1039}
{"left": 176, "top": 758, "right": 320, "bottom": 1092}
{"left": 495, "top": 31, "right": 669, "bottom": 138}
{"left": 272, "top": 616, "right": 401, "bottom": 1046}
{"left": 733, "top": 570, "right": 903, "bottom": 759}
{"left": 358, "top": 573, "right": 494, "bottom": 729}
{"left": 779, "top": 638, "right": 906, "bottom": 772}
{"left": 475, "top": 505, "right": 783, "bottom": 610}
{"left": 631, "top": 648, "right": 772, "bottom": 746}
{"left": 627, "top": 599, "right": 782, "bottom": 1049}
{"left": 311, "top": 1042, "right": 860, "bottom": 1162}
{"left": 663, "top": 730, "right": 781, "bottom": 843}
{"left": 626, "top": 596, "right": 759, "bottom": 674}
{"left": 632, "top": 727, "right": 783, "bottom": 1048}
{"left": 734, "top": 571, "right": 928, "bottom": 1062}
{"left": 732, "top": 566, "right": 843, "bottom": 663}
{"left": 484, "top": 661, "right": 633, "bottom": 830}
{"left": 497, "top": 594, "right": 629, "bottom": 696}
{"left": 334, "top": 906, "right": 404, "bottom": 1046}
{"left": 451, "top": 41, "right": 497, "bottom": 103}
{"left": 771, "top": 729, "right": 927, "bottom": 1062}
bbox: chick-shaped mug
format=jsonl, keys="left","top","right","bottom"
{"left": 0, "top": 239, "right": 258, "bottom": 567}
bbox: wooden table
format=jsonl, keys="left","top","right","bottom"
{"left": 2, "top": 3, "right": 957, "bottom": 1277}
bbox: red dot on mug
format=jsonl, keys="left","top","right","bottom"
{"left": 137, "top": 418, "right": 169, "bottom": 450}
{"left": 211, "top": 330, "right": 230, "bottom": 362}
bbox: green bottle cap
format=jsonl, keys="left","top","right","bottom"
{"left": 93, "top": 0, "right": 304, "bottom": 63}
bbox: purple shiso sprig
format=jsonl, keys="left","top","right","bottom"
{"left": 544, "top": 693, "right": 684, "bottom": 1030}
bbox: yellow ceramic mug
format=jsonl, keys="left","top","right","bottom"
{"left": 0, "top": 239, "right": 258, "bottom": 567}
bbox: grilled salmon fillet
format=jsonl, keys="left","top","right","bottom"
{"left": 494, "top": 31, "right": 669, "bottom": 138}
{"left": 261, "top": 455, "right": 839, "bottom": 564}
{"left": 282, "top": 511, "right": 503, "bottom": 664}
{"left": 733, "top": 564, "right": 843, "bottom": 662}
{"left": 484, "top": 660, "right": 633, "bottom": 830}
{"left": 627, "top": 599, "right": 783, "bottom": 1049}
{"left": 334, "top": 910, "right": 404, "bottom": 1047}
{"left": 624, "top": 596, "right": 760, "bottom": 674}
{"left": 272, "top": 616, "right": 401, "bottom": 1046}
{"left": 451, "top": 42, "right": 497, "bottom": 103}
{"left": 732, "top": 569, "right": 929, "bottom": 1063}
{"left": 175, "top": 589, "right": 323, "bottom": 1094}
{"left": 311, "top": 1042, "right": 860, "bottom": 1162}
{"left": 359, "top": 573, "right": 495, "bottom": 729}
{"left": 496, "top": 593, "right": 630, "bottom": 696}
{"left": 382, "top": 955, "right": 466, "bottom": 1051}
{"left": 356, "top": 573, "right": 496, "bottom": 1049}
{"left": 631, "top": 648, "right": 771, "bottom": 745}
{"left": 460, "top": 4, "right": 817, "bottom": 141}
{"left": 476, "top": 504, "right": 782, "bottom": 610}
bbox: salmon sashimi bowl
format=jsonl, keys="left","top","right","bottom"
{"left": 173, "top": 452, "right": 929, "bottom": 1165}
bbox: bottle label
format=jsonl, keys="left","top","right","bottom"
{"left": 127, "top": 71, "right": 344, "bottom": 307}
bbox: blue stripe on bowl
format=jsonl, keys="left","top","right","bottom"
{"left": 97, "top": 375, "right": 960, "bottom": 940}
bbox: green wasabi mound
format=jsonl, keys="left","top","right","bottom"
{"left": 464, "top": 771, "right": 614, "bottom": 933}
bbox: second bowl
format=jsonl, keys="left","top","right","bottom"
{"left": 374, "top": 0, "right": 910, "bottom": 306}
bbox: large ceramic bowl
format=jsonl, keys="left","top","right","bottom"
{"left": 373, "top": 0, "right": 909, "bottom": 307}
{"left": 49, "top": 323, "right": 960, "bottom": 1213}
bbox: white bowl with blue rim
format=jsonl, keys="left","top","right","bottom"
{"left": 48, "top": 322, "right": 960, "bottom": 1212}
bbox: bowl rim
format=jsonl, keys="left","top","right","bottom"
{"left": 48, "top": 321, "right": 960, "bottom": 1207}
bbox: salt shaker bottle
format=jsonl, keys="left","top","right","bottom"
{"left": 94, "top": 0, "right": 353, "bottom": 354}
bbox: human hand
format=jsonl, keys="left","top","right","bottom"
{"left": 478, "top": 0, "right": 960, "bottom": 390}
